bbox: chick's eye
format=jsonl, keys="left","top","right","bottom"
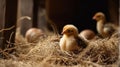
{"left": 67, "top": 30, "right": 73, "bottom": 33}
{"left": 97, "top": 15, "right": 101, "bottom": 18}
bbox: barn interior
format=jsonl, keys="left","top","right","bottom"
{"left": 0, "top": 0, "right": 119, "bottom": 67}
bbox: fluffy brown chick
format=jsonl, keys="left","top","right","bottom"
{"left": 79, "top": 29, "right": 95, "bottom": 41}
{"left": 25, "top": 28, "right": 45, "bottom": 43}
{"left": 93, "top": 12, "right": 118, "bottom": 38}
{"left": 59, "top": 24, "right": 87, "bottom": 51}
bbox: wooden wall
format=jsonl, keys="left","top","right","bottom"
{"left": 19, "top": 0, "right": 46, "bottom": 36}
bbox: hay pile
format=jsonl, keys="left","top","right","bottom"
{"left": 0, "top": 30, "right": 119, "bottom": 67}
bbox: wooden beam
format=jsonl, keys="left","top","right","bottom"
{"left": 2, "top": 0, "right": 18, "bottom": 50}
{"left": 20, "top": 0, "right": 33, "bottom": 37}
{"left": 0, "top": 0, "right": 5, "bottom": 49}
{"left": 32, "top": 0, "right": 39, "bottom": 27}
{"left": 108, "top": 0, "right": 119, "bottom": 25}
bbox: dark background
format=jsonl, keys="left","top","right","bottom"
{"left": 46, "top": 0, "right": 119, "bottom": 33}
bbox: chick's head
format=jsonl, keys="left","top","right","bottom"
{"left": 62, "top": 24, "right": 78, "bottom": 36}
{"left": 93, "top": 12, "right": 105, "bottom": 21}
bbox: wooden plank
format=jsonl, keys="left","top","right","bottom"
{"left": 34, "top": 0, "right": 47, "bottom": 31}
{"left": 108, "top": 0, "right": 119, "bottom": 25}
{"left": 20, "top": 0, "right": 33, "bottom": 37}
{"left": 32, "top": 0, "right": 39, "bottom": 27}
{"left": 2, "top": 0, "right": 18, "bottom": 50}
{"left": 0, "top": 0, "right": 5, "bottom": 49}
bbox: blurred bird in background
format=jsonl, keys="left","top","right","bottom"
{"left": 25, "top": 28, "right": 46, "bottom": 43}
{"left": 79, "top": 29, "right": 95, "bottom": 41}
{"left": 92, "top": 12, "right": 118, "bottom": 38}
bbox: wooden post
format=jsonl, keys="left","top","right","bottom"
{"left": 20, "top": 0, "right": 33, "bottom": 37}
{"left": 2, "top": 0, "right": 18, "bottom": 50}
{"left": 32, "top": 0, "right": 39, "bottom": 27}
{"left": 0, "top": 0, "right": 5, "bottom": 49}
{"left": 108, "top": 0, "right": 119, "bottom": 25}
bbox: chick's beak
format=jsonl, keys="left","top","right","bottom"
{"left": 92, "top": 16, "right": 96, "bottom": 20}
{"left": 61, "top": 29, "right": 67, "bottom": 34}
{"left": 61, "top": 31, "right": 65, "bottom": 34}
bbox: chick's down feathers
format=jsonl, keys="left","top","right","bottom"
{"left": 59, "top": 24, "right": 87, "bottom": 51}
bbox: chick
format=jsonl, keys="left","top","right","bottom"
{"left": 25, "top": 28, "right": 45, "bottom": 43}
{"left": 92, "top": 12, "right": 118, "bottom": 38}
{"left": 59, "top": 24, "right": 87, "bottom": 51}
{"left": 79, "top": 29, "right": 95, "bottom": 41}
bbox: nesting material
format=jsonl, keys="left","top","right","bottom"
{"left": 0, "top": 29, "right": 119, "bottom": 67}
